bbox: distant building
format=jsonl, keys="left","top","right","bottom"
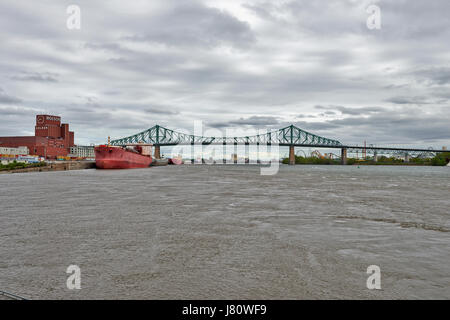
{"left": 0, "top": 146, "right": 29, "bottom": 156}
{"left": 0, "top": 115, "right": 75, "bottom": 159}
{"left": 69, "top": 145, "right": 95, "bottom": 158}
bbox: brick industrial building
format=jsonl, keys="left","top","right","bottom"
{"left": 0, "top": 115, "right": 75, "bottom": 159}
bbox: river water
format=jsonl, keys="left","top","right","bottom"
{"left": 0, "top": 165, "right": 449, "bottom": 299}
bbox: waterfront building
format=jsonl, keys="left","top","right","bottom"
{"left": 0, "top": 115, "right": 75, "bottom": 159}
{"left": 69, "top": 145, "right": 95, "bottom": 158}
{"left": 0, "top": 146, "right": 29, "bottom": 156}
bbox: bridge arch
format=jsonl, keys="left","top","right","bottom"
{"left": 110, "top": 124, "right": 342, "bottom": 147}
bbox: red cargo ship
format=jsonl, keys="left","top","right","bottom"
{"left": 95, "top": 144, "right": 152, "bottom": 169}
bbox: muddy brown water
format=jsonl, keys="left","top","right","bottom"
{"left": 1, "top": 165, "right": 449, "bottom": 299}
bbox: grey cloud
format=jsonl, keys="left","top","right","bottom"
{"left": 124, "top": 3, "right": 255, "bottom": 48}
{"left": 0, "top": 87, "right": 22, "bottom": 104}
{"left": 251, "top": 0, "right": 450, "bottom": 40}
{"left": 294, "top": 121, "right": 341, "bottom": 132}
{"left": 380, "top": 1, "right": 450, "bottom": 40}
{"left": 208, "top": 122, "right": 231, "bottom": 129}
{"left": 63, "top": 104, "right": 156, "bottom": 131}
{"left": 244, "top": 1, "right": 368, "bottom": 35}
{"left": 315, "top": 105, "right": 386, "bottom": 115}
{"left": 11, "top": 71, "right": 58, "bottom": 83}
{"left": 242, "top": 3, "right": 274, "bottom": 21}
{"left": 103, "top": 90, "right": 121, "bottom": 96}
{"left": 84, "top": 43, "right": 123, "bottom": 52}
{"left": 411, "top": 67, "right": 450, "bottom": 86}
{"left": 382, "top": 84, "right": 410, "bottom": 90}
{"left": 386, "top": 96, "right": 430, "bottom": 105}
{"left": 296, "top": 114, "right": 319, "bottom": 119}
{"left": 0, "top": 105, "right": 42, "bottom": 116}
{"left": 144, "top": 106, "right": 180, "bottom": 115}
{"left": 0, "top": 2, "right": 62, "bottom": 39}
{"left": 336, "top": 106, "right": 385, "bottom": 115}
{"left": 209, "top": 116, "right": 281, "bottom": 128}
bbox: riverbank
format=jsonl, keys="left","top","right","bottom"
{"left": 282, "top": 152, "right": 450, "bottom": 166}
{"left": 0, "top": 161, "right": 95, "bottom": 174}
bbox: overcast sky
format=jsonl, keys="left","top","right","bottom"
{"left": 0, "top": 0, "right": 449, "bottom": 147}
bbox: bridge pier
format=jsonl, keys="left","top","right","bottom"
{"left": 289, "top": 145, "right": 295, "bottom": 165}
{"left": 223, "top": 143, "right": 226, "bottom": 164}
{"left": 257, "top": 143, "right": 260, "bottom": 164}
{"left": 245, "top": 144, "right": 249, "bottom": 163}
{"left": 341, "top": 148, "right": 347, "bottom": 165}
{"left": 154, "top": 145, "right": 161, "bottom": 159}
{"left": 373, "top": 152, "right": 378, "bottom": 162}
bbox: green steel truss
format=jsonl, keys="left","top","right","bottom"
{"left": 110, "top": 124, "right": 342, "bottom": 147}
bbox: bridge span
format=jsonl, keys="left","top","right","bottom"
{"left": 110, "top": 124, "right": 448, "bottom": 165}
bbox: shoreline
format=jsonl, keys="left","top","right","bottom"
{"left": 1, "top": 161, "right": 448, "bottom": 174}
{"left": 0, "top": 161, "right": 96, "bottom": 174}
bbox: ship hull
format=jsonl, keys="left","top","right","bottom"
{"left": 151, "top": 158, "right": 169, "bottom": 166}
{"left": 95, "top": 146, "right": 152, "bottom": 169}
{"left": 168, "top": 158, "right": 183, "bottom": 165}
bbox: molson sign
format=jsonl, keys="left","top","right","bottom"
{"left": 36, "top": 115, "right": 61, "bottom": 125}
{"left": 46, "top": 116, "right": 60, "bottom": 122}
